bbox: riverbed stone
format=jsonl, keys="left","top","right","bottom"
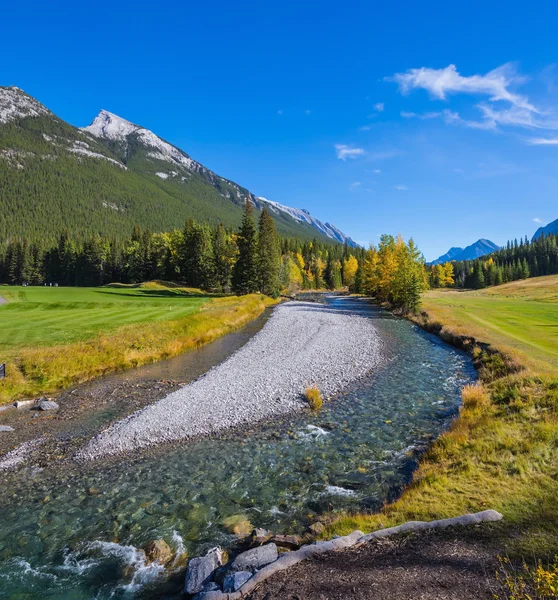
{"left": 251, "top": 527, "right": 272, "bottom": 546}
{"left": 37, "top": 398, "right": 59, "bottom": 411}
{"left": 271, "top": 534, "right": 301, "bottom": 550}
{"left": 143, "top": 539, "right": 173, "bottom": 565}
{"left": 230, "top": 543, "right": 278, "bottom": 572}
{"left": 223, "top": 570, "right": 252, "bottom": 592}
{"left": 0, "top": 426, "right": 14, "bottom": 432}
{"left": 184, "top": 547, "right": 223, "bottom": 595}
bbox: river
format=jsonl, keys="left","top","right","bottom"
{"left": 0, "top": 297, "right": 475, "bottom": 599}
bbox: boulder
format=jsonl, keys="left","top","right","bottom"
{"left": 223, "top": 570, "right": 252, "bottom": 592}
{"left": 184, "top": 547, "right": 223, "bottom": 595}
{"left": 0, "top": 425, "right": 14, "bottom": 432}
{"left": 37, "top": 398, "right": 59, "bottom": 411}
{"left": 144, "top": 539, "right": 173, "bottom": 565}
{"left": 271, "top": 535, "right": 301, "bottom": 550}
{"left": 230, "top": 543, "right": 278, "bottom": 572}
{"left": 193, "top": 582, "right": 220, "bottom": 600}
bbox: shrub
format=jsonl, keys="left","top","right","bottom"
{"left": 305, "top": 387, "right": 323, "bottom": 410}
{"left": 495, "top": 555, "right": 558, "bottom": 599}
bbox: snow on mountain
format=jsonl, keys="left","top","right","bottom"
{"left": 83, "top": 110, "right": 201, "bottom": 173}
{"left": 259, "top": 197, "right": 357, "bottom": 247}
{"left": 0, "top": 86, "right": 51, "bottom": 124}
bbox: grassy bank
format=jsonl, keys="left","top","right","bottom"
{"left": 0, "top": 284, "right": 276, "bottom": 404}
{"left": 328, "top": 276, "right": 558, "bottom": 557}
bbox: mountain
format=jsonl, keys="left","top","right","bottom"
{"left": 430, "top": 239, "right": 499, "bottom": 265}
{"left": 0, "top": 86, "right": 356, "bottom": 246}
{"left": 532, "top": 218, "right": 558, "bottom": 241}
{"left": 429, "top": 247, "right": 464, "bottom": 266}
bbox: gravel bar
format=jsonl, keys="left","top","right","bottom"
{"left": 79, "top": 300, "right": 383, "bottom": 459}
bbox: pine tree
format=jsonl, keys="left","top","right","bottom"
{"left": 257, "top": 208, "right": 281, "bottom": 297}
{"left": 232, "top": 200, "right": 259, "bottom": 295}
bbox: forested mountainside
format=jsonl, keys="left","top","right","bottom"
{"left": 0, "top": 86, "right": 356, "bottom": 246}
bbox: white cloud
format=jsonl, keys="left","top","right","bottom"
{"left": 335, "top": 144, "right": 365, "bottom": 160}
{"left": 395, "top": 184, "right": 409, "bottom": 191}
{"left": 533, "top": 217, "right": 544, "bottom": 223}
{"left": 526, "top": 137, "right": 558, "bottom": 145}
{"left": 374, "top": 102, "right": 385, "bottom": 112}
{"left": 389, "top": 63, "right": 536, "bottom": 112}
{"left": 349, "top": 181, "right": 361, "bottom": 190}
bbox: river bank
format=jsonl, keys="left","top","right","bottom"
{"left": 326, "top": 280, "right": 558, "bottom": 559}
{"left": 0, "top": 291, "right": 275, "bottom": 406}
{"left": 0, "top": 306, "right": 274, "bottom": 468}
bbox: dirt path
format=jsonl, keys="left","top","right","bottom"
{"left": 247, "top": 529, "right": 500, "bottom": 600}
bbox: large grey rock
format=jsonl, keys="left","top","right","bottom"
{"left": 231, "top": 543, "right": 278, "bottom": 572}
{"left": 223, "top": 570, "right": 252, "bottom": 592}
{"left": 0, "top": 425, "right": 14, "bottom": 432}
{"left": 184, "top": 548, "right": 223, "bottom": 595}
{"left": 37, "top": 398, "right": 59, "bottom": 411}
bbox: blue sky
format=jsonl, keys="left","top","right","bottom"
{"left": 3, "top": 0, "right": 558, "bottom": 260}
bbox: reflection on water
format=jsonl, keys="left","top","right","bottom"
{"left": 0, "top": 297, "right": 475, "bottom": 599}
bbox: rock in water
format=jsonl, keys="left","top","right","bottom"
{"left": 0, "top": 425, "right": 14, "bottom": 432}
{"left": 144, "top": 539, "right": 173, "bottom": 565}
{"left": 271, "top": 534, "right": 302, "bottom": 550}
{"left": 231, "top": 543, "right": 278, "bottom": 572}
{"left": 223, "top": 570, "right": 252, "bottom": 592}
{"left": 37, "top": 399, "right": 59, "bottom": 411}
{"left": 184, "top": 547, "right": 223, "bottom": 595}
{"left": 251, "top": 527, "right": 272, "bottom": 546}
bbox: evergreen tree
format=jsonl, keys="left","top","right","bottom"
{"left": 232, "top": 200, "right": 259, "bottom": 295}
{"left": 257, "top": 208, "right": 281, "bottom": 297}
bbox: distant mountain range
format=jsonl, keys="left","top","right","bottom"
{"left": 0, "top": 86, "right": 356, "bottom": 246}
{"left": 532, "top": 218, "right": 558, "bottom": 241}
{"left": 430, "top": 239, "right": 500, "bottom": 265}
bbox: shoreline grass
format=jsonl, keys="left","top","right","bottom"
{"left": 0, "top": 292, "right": 277, "bottom": 405}
{"left": 326, "top": 276, "right": 558, "bottom": 558}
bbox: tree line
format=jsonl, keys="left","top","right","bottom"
{"left": 0, "top": 200, "right": 429, "bottom": 310}
{"left": 428, "top": 233, "right": 558, "bottom": 290}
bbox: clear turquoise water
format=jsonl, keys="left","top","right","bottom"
{"left": 0, "top": 298, "right": 475, "bottom": 599}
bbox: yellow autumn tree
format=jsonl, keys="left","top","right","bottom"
{"left": 342, "top": 255, "right": 359, "bottom": 287}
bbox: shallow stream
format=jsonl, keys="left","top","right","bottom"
{"left": 0, "top": 297, "right": 475, "bottom": 599}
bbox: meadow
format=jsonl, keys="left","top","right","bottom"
{"left": 422, "top": 276, "right": 558, "bottom": 374}
{"left": 0, "top": 283, "right": 275, "bottom": 404}
{"left": 0, "top": 283, "right": 210, "bottom": 348}
{"left": 329, "top": 275, "right": 558, "bottom": 558}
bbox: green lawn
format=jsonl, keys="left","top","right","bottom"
{"left": 0, "top": 285, "right": 210, "bottom": 349}
{"left": 422, "top": 275, "right": 558, "bottom": 373}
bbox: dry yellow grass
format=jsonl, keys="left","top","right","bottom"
{"left": 0, "top": 294, "right": 277, "bottom": 405}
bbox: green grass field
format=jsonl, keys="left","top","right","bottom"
{"left": 422, "top": 275, "right": 558, "bottom": 374}
{"left": 0, "top": 284, "right": 209, "bottom": 349}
